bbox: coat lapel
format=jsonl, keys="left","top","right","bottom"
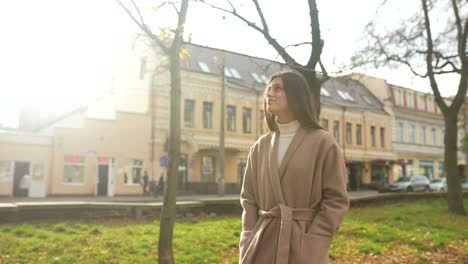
{"left": 278, "top": 125, "right": 307, "bottom": 180}
{"left": 268, "top": 131, "right": 285, "bottom": 204}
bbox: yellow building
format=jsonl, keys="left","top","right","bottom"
{"left": 150, "top": 44, "right": 398, "bottom": 192}
{"left": 319, "top": 78, "right": 394, "bottom": 190}
{"left": 350, "top": 74, "right": 445, "bottom": 180}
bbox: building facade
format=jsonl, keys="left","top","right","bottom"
{"left": 350, "top": 74, "right": 445, "bottom": 180}
{"left": 1, "top": 41, "right": 456, "bottom": 197}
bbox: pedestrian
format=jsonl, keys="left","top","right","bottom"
{"left": 142, "top": 170, "right": 149, "bottom": 196}
{"left": 158, "top": 173, "right": 165, "bottom": 196}
{"left": 239, "top": 71, "right": 349, "bottom": 264}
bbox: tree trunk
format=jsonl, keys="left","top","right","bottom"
{"left": 158, "top": 1, "right": 189, "bottom": 263}
{"left": 296, "top": 68, "right": 322, "bottom": 118}
{"left": 463, "top": 103, "right": 468, "bottom": 178}
{"left": 444, "top": 110, "right": 466, "bottom": 215}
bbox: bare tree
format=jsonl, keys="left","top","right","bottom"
{"left": 354, "top": 0, "right": 467, "bottom": 215}
{"left": 201, "top": 0, "right": 329, "bottom": 116}
{"left": 115, "top": 0, "right": 190, "bottom": 262}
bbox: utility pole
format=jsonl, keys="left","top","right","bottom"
{"left": 218, "top": 56, "right": 226, "bottom": 196}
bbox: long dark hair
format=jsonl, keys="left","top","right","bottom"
{"left": 263, "top": 71, "right": 322, "bottom": 132}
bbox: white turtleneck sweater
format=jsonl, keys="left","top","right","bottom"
{"left": 277, "top": 120, "right": 300, "bottom": 166}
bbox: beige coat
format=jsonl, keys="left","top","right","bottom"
{"left": 239, "top": 126, "right": 349, "bottom": 264}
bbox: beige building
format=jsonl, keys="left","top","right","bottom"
{"left": 319, "top": 78, "right": 394, "bottom": 190}
{"left": 350, "top": 74, "right": 445, "bottom": 180}
{"left": 0, "top": 111, "right": 151, "bottom": 197}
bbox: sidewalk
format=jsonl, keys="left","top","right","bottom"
{"left": 0, "top": 190, "right": 380, "bottom": 205}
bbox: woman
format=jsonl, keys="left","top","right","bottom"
{"left": 239, "top": 71, "right": 349, "bottom": 264}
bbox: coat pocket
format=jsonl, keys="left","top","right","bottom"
{"left": 239, "top": 230, "right": 252, "bottom": 259}
{"left": 299, "top": 233, "right": 333, "bottom": 264}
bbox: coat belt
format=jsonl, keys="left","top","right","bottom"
{"left": 241, "top": 204, "right": 318, "bottom": 264}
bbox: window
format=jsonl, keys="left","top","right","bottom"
{"left": 201, "top": 156, "right": 216, "bottom": 182}
{"left": 408, "top": 92, "right": 414, "bottom": 108}
{"left": 139, "top": 57, "right": 146, "bottom": 80}
{"left": 225, "top": 67, "right": 242, "bottom": 79}
{"left": 428, "top": 97, "right": 433, "bottom": 112}
{"left": 356, "top": 124, "right": 362, "bottom": 145}
{"left": 251, "top": 73, "right": 266, "bottom": 84}
{"left": 203, "top": 102, "right": 213, "bottom": 129}
{"left": 346, "top": 123, "right": 352, "bottom": 145}
{"left": 0, "top": 161, "right": 12, "bottom": 182}
{"left": 362, "top": 95, "right": 372, "bottom": 105}
{"left": 184, "top": 100, "right": 195, "bottom": 128}
{"left": 421, "top": 126, "right": 427, "bottom": 144}
{"left": 322, "top": 119, "right": 329, "bottom": 130}
{"left": 396, "top": 89, "right": 403, "bottom": 105}
{"left": 337, "top": 90, "right": 354, "bottom": 101}
{"left": 333, "top": 121, "right": 340, "bottom": 143}
{"left": 198, "top": 61, "right": 210, "bottom": 73}
{"left": 432, "top": 127, "right": 437, "bottom": 145}
{"left": 64, "top": 156, "right": 85, "bottom": 184}
{"left": 243, "top": 107, "right": 252, "bottom": 133}
{"left": 224, "top": 67, "right": 233, "bottom": 78}
{"left": 229, "top": 68, "right": 242, "bottom": 79}
{"left": 227, "top": 105, "right": 236, "bottom": 131}
{"left": 371, "top": 126, "right": 376, "bottom": 147}
{"left": 418, "top": 95, "right": 425, "bottom": 110}
{"left": 398, "top": 122, "right": 404, "bottom": 142}
{"left": 124, "top": 159, "right": 144, "bottom": 185}
{"left": 410, "top": 124, "right": 416, "bottom": 143}
{"left": 380, "top": 127, "right": 385, "bottom": 147}
{"left": 321, "top": 88, "right": 330, "bottom": 97}
{"left": 259, "top": 110, "right": 266, "bottom": 133}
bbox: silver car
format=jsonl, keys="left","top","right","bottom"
{"left": 389, "top": 176, "right": 431, "bottom": 192}
{"left": 430, "top": 178, "right": 447, "bottom": 192}
{"left": 462, "top": 178, "right": 468, "bottom": 191}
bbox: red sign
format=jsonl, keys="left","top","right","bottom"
{"left": 99, "top": 157, "right": 109, "bottom": 164}
{"left": 65, "top": 156, "right": 83, "bottom": 163}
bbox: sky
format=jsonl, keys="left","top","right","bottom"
{"left": 0, "top": 0, "right": 463, "bottom": 127}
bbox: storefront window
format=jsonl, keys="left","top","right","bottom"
{"left": 124, "top": 159, "right": 144, "bottom": 185}
{"left": 0, "top": 161, "right": 12, "bottom": 182}
{"left": 64, "top": 156, "right": 85, "bottom": 184}
{"left": 201, "top": 156, "right": 216, "bottom": 182}
{"left": 419, "top": 160, "right": 434, "bottom": 180}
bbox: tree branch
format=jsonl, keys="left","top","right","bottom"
{"left": 284, "top": 42, "right": 313, "bottom": 50}
{"left": 422, "top": 0, "right": 447, "bottom": 112}
{"left": 306, "top": 0, "right": 323, "bottom": 70}
{"left": 202, "top": 0, "right": 299, "bottom": 66}
{"left": 461, "top": 19, "right": 468, "bottom": 63}
{"left": 318, "top": 58, "right": 329, "bottom": 83}
{"left": 115, "top": 0, "right": 169, "bottom": 54}
{"left": 130, "top": 0, "right": 146, "bottom": 24}
{"left": 387, "top": 55, "right": 428, "bottom": 78}
{"left": 153, "top": 1, "right": 180, "bottom": 15}
{"left": 252, "top": 0, "right": 269, "bottom": 33}
{"left": 451, "top": 0, "right": 463, "bottom": 55}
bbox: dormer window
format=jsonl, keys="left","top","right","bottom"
{"left": 320, "top": 88, "right": 330, "bottom": 97}
{"left": 198, "top": 62, "right": 210, "bottom": 73}
{"left": 338, "top": 90, "right": 354, "bottom": 101}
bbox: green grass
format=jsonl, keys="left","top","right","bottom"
{"left": 0, "top": 199, "right": 466, "bottom": 264}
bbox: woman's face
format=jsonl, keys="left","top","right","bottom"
{"left": 266, "top": 77, "right": 290, "bottom": 116}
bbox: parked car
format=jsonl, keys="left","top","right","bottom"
{"left": 430, "top": 178, "right": 447, "bottom": 192}
{"left": 462, "top": 178, "right": 468, "bottom": 191}
{"left": 388, "top": 176, "right": 430, "bottom": 192}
